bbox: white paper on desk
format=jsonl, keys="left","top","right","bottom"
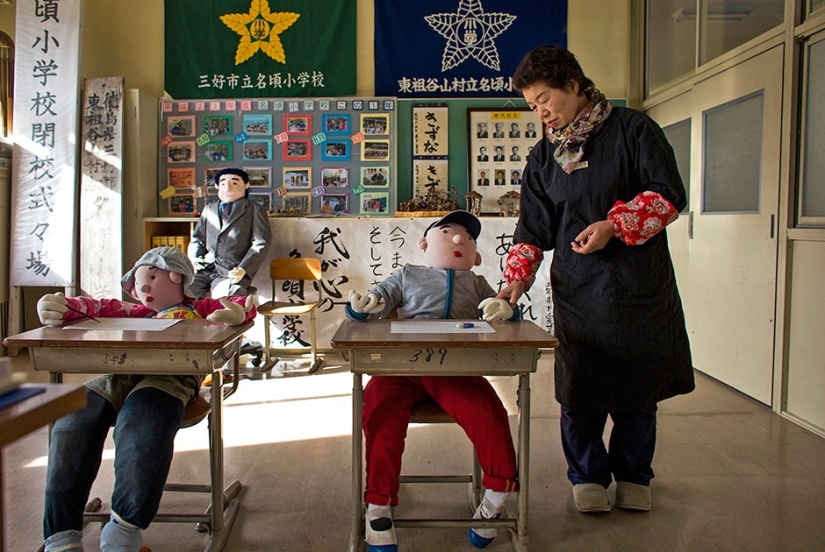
{"left": 391, "top": 320, "right": 495, "bottom": 333}
{"left": 63, "top": 318, "right": 182, "bottom": 331}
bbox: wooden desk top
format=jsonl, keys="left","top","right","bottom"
{"left": 330, "top": 319, "right": 558, "bottom": 350}
{"left": 0, "top": 384, "right": 87, "bottom": 447}
{"left": 3, "top": 320, "right": 254, "bottom": 351}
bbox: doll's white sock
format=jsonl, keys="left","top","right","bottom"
{"left": 480, "top": 489, "right": 509, "bottom": 517}
{"left": 44, "top": 529, "right": 84, "bottom": 552}
{"left": 99, "top": 512, "right": 143, "bottom": 552}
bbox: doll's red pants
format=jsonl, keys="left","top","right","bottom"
{"left": 362, "top": 375, "right": 518, "bottom": 506}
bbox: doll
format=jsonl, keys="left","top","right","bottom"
{"left": 188, "top": 167, "right": 272, "bottom": 299}
{"left": 37, "top": 247, "right": 255, "bottom": 552}
{"left": 346, "top": 211, "right": 519, "bottom": 551}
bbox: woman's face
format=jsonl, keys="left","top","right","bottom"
{"left": 522, "top": 80, "right": 588, "bottom": 131}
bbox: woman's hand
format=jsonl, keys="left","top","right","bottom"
{"left": 572, "top": 220, "right": 615, "bottom": 254}
{"left": 496, "top": 281, "right": 526, "bottom": 307}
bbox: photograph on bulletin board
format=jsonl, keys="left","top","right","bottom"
{"left": 361, "top": 113, "right": 390, "bottom": 136}
{"left": 168, "top": 194, "right": 195, "bottom": 215}
{"left": 412, "top": 104, "right": 448, "bottom": 157}
{"left": 168, "top": 115, "right": 195, "bottom": 137}
{"left": 203, "top": 140, "right": 232, "bottom": 162}
{"left": 362, "top": 140, "right": 390, "bottom": 162}
{"left": 361, "top": 166, "right": 389, "bottom": 188}
{"left": 250, "top": 192, "right": 272, "bottom": 213}
{"left": 283, "top": 139, "right": 311, "bottom": 161}
{"left": 244, "top": 114, "right": 272, "bottom": 136}
{"left": 203, "top": 167, "right": 225, "bottom": 187}
{"left": 283, "top": 167, "right": 311, "bottom": 188}
{"left": 281, "top": 192, "right": 311, "bottom": 215}
{"left": 322, "top": 140, "right": 351, "bottom": 161}
{"left": 321, "top": 193, "right": 348, "bottom": 214}
{"left": 321, "top": 167, "right": 349, "bottom": 188}
{"left": 323, "top": 114, "right": 350, "bottom": 135}
{"left": 243, "top": 140, "right": 272, "bottom": 161}
{"left": 245, "top": 167, "right": 271, "bottom": 188}
{"left": 412, "top": 158, "right": 449, "bottom": 197}
{"left": 360, "top": 192, "right": 390, "bottom": 215}
{"left": 204, "top": 115, "right": 232, "bottom": 137}
{"left": 168, "top": 141, "right": 195, "bottom": 163}
{"left": 168, "top": 168, "right": 196, "bottom": 190}
{"left": 467, "top": 107, "right": 537, "bottom": 215}
{"left": 284, "top": 114, "right": 312, "bottom": 135}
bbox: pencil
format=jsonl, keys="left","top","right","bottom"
{"left": 64, "top": 304, "right": 101, "bottom": 323}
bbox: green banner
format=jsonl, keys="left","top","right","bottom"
{"left": 164, "top": 0, "right": 356, "bottom": 99}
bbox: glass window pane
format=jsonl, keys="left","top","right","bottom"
{"left": 811, "top": 0, "right": 825, "bottom": 15}
{"left": 662, "top": 119, "right": 692, "bottom": 212}
{"left": 703, "top": 93, "right": 763, "bottom": 213}
{"left": 698, "top": 0, "right": 784, "bottom": 64}
{"left": 800, "top": 37, "right": 825, "bottom": 219}
{"left": 646, "top": 1, "right": 696, "bottom": 94}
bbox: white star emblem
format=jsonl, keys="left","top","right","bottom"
{"left": 425, "top": 0, "right": 516, "bottom": 72}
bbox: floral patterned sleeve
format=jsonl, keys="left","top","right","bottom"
{"left": 503, "top": 243, "right": 544, "bottom": 290}
{"left": 607, "top": 191, "right": 680, "bottom": 246}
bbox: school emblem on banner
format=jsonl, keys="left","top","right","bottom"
{"left": 165, "top": 0, "right": 356, "bottom": 99}
{"left": 375, "top": 0, "right": 567, "bottom": 98}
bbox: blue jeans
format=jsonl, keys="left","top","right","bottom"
{"left": 560, "top": 405, "right": 657, "bottom": 488}
{"left": 44, "top": 387, "right": 184, "bottom": 538}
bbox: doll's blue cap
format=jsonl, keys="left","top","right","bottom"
{"left": 121, "top": 247, "right": 196, "bottom": 298}
{"left": 424, "top": 210, "right": 481, "bottom": 240}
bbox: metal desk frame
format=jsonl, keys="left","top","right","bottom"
{"left": 4, "top": 320, "right": 254, "bottom": 552}
{"left": 330, "top": 319, "right": 558, "bottom": 552}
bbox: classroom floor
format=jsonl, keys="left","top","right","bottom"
{"left": 4, "top": 350, "right": 825, "bottom": 552}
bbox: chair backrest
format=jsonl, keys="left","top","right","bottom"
{"left": 269, "top": 257, "right": 323, "bottom": 303}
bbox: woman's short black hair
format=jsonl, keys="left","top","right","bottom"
{"left": 512, "top": 45, "right": 596, "bottom": 101}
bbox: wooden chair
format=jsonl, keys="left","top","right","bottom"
{"left": 257, "top": 257, "right": 324, "bottom": 374}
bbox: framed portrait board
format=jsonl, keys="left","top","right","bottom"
{"left": 204, "top": 115, "right": 232, "bottom": 137}
{"left": 203, "top": 140, "right": 231, "bottom": 162}
{"left": 467, "top": 107, "right": 539, "bottom": 214}
{"left": 249, "top": 192, "right": 272, "bottom": 212}
{"left": 361, "top": 113, "right": 390, "bottom": 136}
{"left": 361, "top": 139, "right": 390, "bottom": 161}
{"left": 168, "top": 141, "right": 195, "bottom": 163}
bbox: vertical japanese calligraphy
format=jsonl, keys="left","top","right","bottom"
{"left": 80, "top": 77, "right": 124, "bottom": 298}
{"left": 10, "top": 0, "right": 83, "bottom": 286}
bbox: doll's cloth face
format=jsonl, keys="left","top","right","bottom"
{"left": 421, "top": 223, "right": 481, "bottom": 271}
{"left": 216, "top": 173, "right": 249, "bottom": 203}
{"left": 132, "top": 265, "right": 186, "bottom": 312}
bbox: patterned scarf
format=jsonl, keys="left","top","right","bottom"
{"left": 546, "top": 88, "right": 612, "bottom": 174}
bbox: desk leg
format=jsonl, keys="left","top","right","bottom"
{"left": 203, "top": 354, "right": 241, "bottom": 552}
{"left": 349, "top": 372, "right": 365, "bottom": 552}
{"left": 511, "top": 373, "right": 531, "bottom": 552}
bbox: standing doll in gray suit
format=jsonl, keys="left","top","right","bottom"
{"left": 188, "top": 168, "right": 272, "bottom": 299}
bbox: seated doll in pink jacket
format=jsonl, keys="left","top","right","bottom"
{"left": 346, "top": 211, "right": 520, "bottom": 551}
{"left": 36, "top": 246, "right": 255, "bottom": 552}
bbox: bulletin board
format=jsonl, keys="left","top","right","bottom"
{"left": 157, "top": 97, "right": 398, "bottom": 217}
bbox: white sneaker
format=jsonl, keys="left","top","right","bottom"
{"left": 365, "top": 506, "right": 397, "bottom": 552}
{"left": 468, "top": 497, "right": 499, "bottom": 549}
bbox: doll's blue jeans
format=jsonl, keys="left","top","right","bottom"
{"left": 43, "top": 386, "right": 184, "bottom": 538}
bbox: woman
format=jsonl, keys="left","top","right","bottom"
{"left": 497, "top": 45, "right": 694, "bottom": 514}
